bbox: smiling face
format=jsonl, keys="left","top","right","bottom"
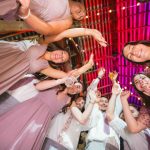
{"left": 71, "top": 3, "right": 86, "bottom": 20}
{"left": 76, "top": 97, "right": 85, "bottom": 110}
{"left": 48, "top": 50, "right": 69, "bottom": 63}
{"left": 98, "top": 97, "right": 109, "bottom": 111}
{"left": 133, "top": 74, "right": 150, "bottom": 96}
{"left": 123, "top": 44, "right": 150, "bottom": 63}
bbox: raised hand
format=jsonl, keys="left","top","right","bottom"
{"left": 18, "top": 0, "right": 30, "bottom": 16}
{"left": 120, "top": 90, "right": 130, "bottom": 100}
{"left": 109, "top": 71, "right": 118, "bottom": 82}
{"left": 91, "top": 29, "right": 108, "bottom": 47}
{"left": 98, "top": 67, "right": 105, "bottom": 79}
{"left": 112, "top": 83, "right": 121, "bottom": 95}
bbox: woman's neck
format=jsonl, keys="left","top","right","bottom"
{"left": 42, "top": 51, "right": 51, "bottom": 61}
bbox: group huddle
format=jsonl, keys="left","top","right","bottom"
{"left": 0, "top": 0, "right": 150, "bottom": 150}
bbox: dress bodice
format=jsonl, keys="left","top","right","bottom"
{"left": 30, "top": 0, "right": 70, "bottom": 22}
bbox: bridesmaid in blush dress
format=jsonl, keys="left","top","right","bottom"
{"left": 0, "top": 76, "right": 83, "bottom": 150}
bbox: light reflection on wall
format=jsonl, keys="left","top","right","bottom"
{"left": 80, "top": 0, "right": 150, "bottom": 108}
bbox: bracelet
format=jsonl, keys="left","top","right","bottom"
{"left": 97, "top": 77, "right": 101, "bottom": 80}
{"left": 18, "top": 9, "right": 30, "bottom": 20}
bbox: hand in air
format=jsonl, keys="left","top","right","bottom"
{"left": 18, "top": 0, "right": 30, "bottom": 16}
{"left": 91, "top": 29, "right": 108, "bottom": 47}
{"left": 120, "top": 90, "right": 130, "bottom": 101}
{"left": 98, "top": 67, "right": 105, "bottom": 79}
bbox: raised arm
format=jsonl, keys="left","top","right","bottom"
{"left": 40, "top": 28, "right": 107, "bottom": 47}
{"left": 121, "top": 91, "right": 147, "bottom": 133}
{"left": 85, "top": 67, "right": 105, "bottom": 107}
{"left": 40, "top": 66, "right": 68, "bottom": 79}
{"left": 40, "top": 54, "right": 94, "bottom": 79}
{"left": 35, "top": 77, "right": 67, "bottom": 91}
{"left": 106, "top": 83, "right": 121, "bottom": 122}
{"left": 18, "top": 0, "right": 72, "bottom": 35}
{"left": 71, "top": 91, "right": 97, "bottom": 124}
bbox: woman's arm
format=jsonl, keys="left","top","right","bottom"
{"left": 40, "top": 28, "right": 107, "bottom": 46}
{"left": 70, "top": 54, "right": 94, "bottom": 78}
{"left": 40, "top": 53, "right": 93, "bottom": 79}
{"left": 106, "top": 83, "right": 121, "bottom": 122}
{"left": 25, "top": 14, "right": 72, "bottom": 35}
{"left": 40, "top": 66, "right": 68, "bottom": 79}
{"left": 71, "top": 91, "right": 97, "bottom": 124}
{"left": 18, "top": 0, "right": 72, "bottom": 35}
{"left": 121, "top": 91, "right": 147, "bottom": 133}
{"left": 35, "top": 77, "right": 66, "bottom": 91}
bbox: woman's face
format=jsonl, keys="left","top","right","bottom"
{"left": 123, "top": 44, "right": 150, "bottom": 62}
{"left": 67, "top": 82, "right": 83, "bottom": 95}
{"left": 71, "top": 4, "right": 86, "bottom": 20}
{"left": 76, "top": 97, "right": 85, "bottom": 110}
{"left": 134, "top": 74, "right": 150, "bottom": 96}
{"left": 50, "top": 50, "right": 69, "bottom": 63}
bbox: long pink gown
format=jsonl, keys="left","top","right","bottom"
{"left": 0, "top": 42, "right": 49, "bottom": 95}
{"left": 0, "top": 85, "right": 69, "bottom": 150}
{"left": 0, "top": 0, "right": 70, "bottom": 21}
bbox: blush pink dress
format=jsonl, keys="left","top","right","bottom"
{"left": 0, "top": 0, "right": 70, "bottom": 21}
{"left": 0, "top": 42, "right": 49, "bottom": 95}
{"left": 0, "top": 85, "right": 69, "bottom": 150}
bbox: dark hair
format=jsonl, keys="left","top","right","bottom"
{"left": 34, "top": 43, "right": 70, "bottom": 80}
{"left": 132, "top": 72, "right": 150, "bottom": 107}
{"left": 61, "top": 80, "right": 83, "bottom": 113}
{"left": 47, "top": 43, "right": 70, "bottom": 66}
{"left": 122, "top": 40, "right": 150, "bottom": 65}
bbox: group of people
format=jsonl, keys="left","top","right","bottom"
{"left": 0, "top": 0, "right": 150, "bottom": 150}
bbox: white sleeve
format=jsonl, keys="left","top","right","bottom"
{"left": 85, "top": 78, "right": 100, "bottom": 108}
{"left": 85, "top": 104, "right": 100, "bottom": 129}
{"left": 109, "top": 116, "right": 127, "bottom": 137}
{"left": 16, "top": 40, "right": 38, "bottom": 51}
{"left": 114, "top": 94, "right": 123, "bottom": 117}
{"left": 87, "top": 78, "right": 99, "bottom": 92}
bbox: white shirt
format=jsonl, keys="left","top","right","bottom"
{"left": 86, "top": 104, "right": 120, "bottom": 146}
{"left": 7, "top": 74, "right": 39, "bottom": 102}
{"left": 85, "top": 78, "right": 122, "bottom": 147}
{"left": 47, "top": 110, "right": 89, "bottom": 150}
{"left": 110, "top": 117, "right": 150, "bottom": 150}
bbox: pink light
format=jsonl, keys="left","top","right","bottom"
{"left": 137, "top": 3, "right": 140, "bottom": 6}
{"left": 124, "top": 86, "right": 127, "bottom": 89}
{"left": 109, "top": 10, "right": 112, "bottom": 13}
{"left": 138, "top": 97, "right": 140, "bottom": 100}
{"left": 129, "top": 82, "right": 132, "bottom": 85}
{"left": 131, "top": 92, "right": 133, "bottom": 95}
{"left": 85, "top": 16, "right": 89, "bottom": 19}
{"left": 117, "top": 81, "right": 120, "bottom": 84}
{"left": 122, "top": 7, "right": 125, "bottom": 10}
{"left": 97, "top": 12, "right": 100, "bottom": 16}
